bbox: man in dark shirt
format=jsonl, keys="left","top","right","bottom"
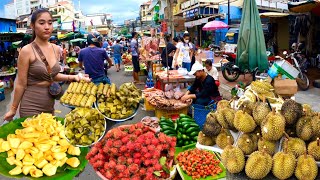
{"left": 161, "top": 34, "right": 177, "bottom": 69}
{"left": 181, "top": 62, "right": 220, "bottom": 105}
{"left": 78, "top": 32, "right": 113, "bottom": 85}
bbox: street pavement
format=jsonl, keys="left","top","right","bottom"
{"left": 0, "top": 62, "right": 319, "bottom": 180}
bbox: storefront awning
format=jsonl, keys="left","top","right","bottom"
{"left": 185, "top": 16, "right": 219, "bottom": 28}
{"left": 259, "top": 12, "right": 290, "bottom": 18}
{"left": 288, "top": 0, "right": 320, "bottom": 15}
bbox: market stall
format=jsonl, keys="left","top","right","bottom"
{"left": 155, "top": 70, "right": 195, "bottom": 91}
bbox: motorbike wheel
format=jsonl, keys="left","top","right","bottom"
{"left": 222, "top": 67, "right": 240, "bottom": 82}
{"left": 296, "top": 73, "right": 309, "bottom": 91}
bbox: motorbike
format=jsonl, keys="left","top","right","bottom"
{"left": 219, "top": 52, "right": 259, "bottom": 82}
{"left": 208, "top": 44, "right": 222, "bottom": 57}
{"left": 283, "top": 51, "right": 310, "bottom": 90}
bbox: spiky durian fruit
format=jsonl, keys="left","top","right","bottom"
{"left": 252, "top": 101, "right": 271, "bottom": 125}
{"left": 284, "top": 134, "right": 306, "bottom": 158}
{"left": 202, "top": 121, "right": 221, "bottom": 137}
{"left": 205, "top": 111, "right": 218, "bottom": 125}
{"left": 285, "top": 125, "right": 297, "bottom": 137}
{"left": 239, "top": 100, "right": 255, "bottom": 116}
{"left": 237, "top": 133, "right": 258, "bottom": 155}
{"left": 197, "top": 131, "right": 215, "bottom": 146}
{"left": 258, "top": 138, "right": 277, "bottom": 156}
{"left": 311, "top": 113, "right": 320, "bottom": 138}
{"left": 296, "top": 114, "right": 313, "bottom": 141}
{"left": 302, "top": 103, "right": 316, "bottom": 116}
{"left": 261, "top": 109, "right": 285, "bottom": 141}
{"left": 295, "top": 154, "right": 318, "bottom": 180}
{"left": 216, "top": 100, "right": 231, "bottom": 111}
{"left": 216, "top": 108, "right": 236, "bottom": 130}
{"left": 307, "top": 138, "right": 320, "bottom": 161}
{"left": 216, "top": 129, "right": 234, "bottom": 149}
{"left": 245, "top": 148, "right": 273, "bottom": 179}
{"left": 272, "top": 149, "right": 296, "bottom": 179}
{"left": 234, "top": 110, "right": 256, "bottom": 133}
{"left": 250, "top": 80, "right": 272, "bottom": 94}
{"left": 281, "top": 99, "right": 303, "bottom": 125}
{"left": 221, "top": 137, "right": 245, "bottom": 173}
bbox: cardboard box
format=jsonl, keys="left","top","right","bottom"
{"left": 273, "top": 77, "right": 298, "bottom": 96}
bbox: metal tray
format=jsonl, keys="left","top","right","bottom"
{"left": 94, "top": 101, "right": 139, "bottom": 122}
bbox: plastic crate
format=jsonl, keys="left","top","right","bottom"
{"left": 192, "top": 103, "right": 216, "bottom": 129}
{"left": 274, "top": 60, "right": 299, "bottom": 79}
{"left": 155, "top": 107, "right": 189, "bottom": 119}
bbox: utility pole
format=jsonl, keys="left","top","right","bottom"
{"left": 167, "top": 0, "right": 174, "bottom": 35}
{"left": 228, "top": 0, "right": 231, "bottom": 25}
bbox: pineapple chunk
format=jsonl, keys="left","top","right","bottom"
{"left": 18, "top": 141, "right": 33, "bottom": 149}
{"left": 31, "top": 150, "right": 43, "bottom": 161}
{"left": 16, "top": 149, "right": 25, "bottom": 161}
{"left": 23, "top": 154, "right": 35, "bottom": 166}
{"left": 11, "top": 148, "right": 18, "bottom": 154}
{"left": 66, "top": 157, "right": 80, "bottom": 168}
{"left": 22, "top": 165, "right": 36, "bottom": 175}
{"left": 35, "top": 143, "right": 52, "bottom": 152}
{"left": 23, "top": 127, "right": 35, "bottom": 133}
{"left": 1, "top": 141, "right": 11, "bottom": 151}
{"left": 59, "top": 157, "right": 68, "bottom": 167}
{"left": 52, "top": 152, "right": 66, "bottom": 160}
{"left": 6, "top": 156, "right": 16, "bottom": 165}
{"left": 47, "top": 140, "right": 57, "bottom": 147}
{"left": 51, "top": 136, "right": 60, "bottom": 142}
{"left": 8, "top": 138, "right": 20, "bottom": 149}
{"left": 42, "top": 163, "right": 57, "bottom": 176}
{"left": 44, "top": 155, "right": 54, "bottom": 161}
{"left": 7, "top": 134, "right": 16, "bottom": 140}
{"left": 0, "top": 138, "right": 4, "bottom": 143}
{"left": 51, "top": 146, "right": 62, "bottom": 153}
{"left": 67, "top": 146, "right": 81, "bottom": 156}
{"left": 34, "top": 158, "right": 48, "bottom": 169}
{"left": 9, "top": 166, "right": 22, "bottom": 175}
{"left": 14, "top": 160, "right": 23, "bottom": 167}
{"left": 59, "top": 131, "right": 65, "bottom": 139}
{"left": 30, "top": 168, "right": 43, "bottom": 178}
{"left": 58, "top": 139, "right": 70, "bottom": 146}
{"left": 7, "top": 150, "right": 15, "bottom": 157}
{"left": 22, "top": 132, "right": 41, "bottom": 139}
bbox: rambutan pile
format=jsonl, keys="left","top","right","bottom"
{"left": 86, "top": 122, "right": 176, "bottom": 180}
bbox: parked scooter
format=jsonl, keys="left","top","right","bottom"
{"left": 283, "top": 51, "right": 310, "bottom": 90}
{"left": 219, "top": 52, "right": 258, "bottom": 82}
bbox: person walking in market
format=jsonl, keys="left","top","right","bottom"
{"left": 130, "top": 32, "right": 143, "bottom": 84}
{"left": 78, "top": 32, "right": 113, "bottom": 85}
{"left": 181, "top": 62, "right": 220, "bottom": 105}
{"left": 161, "top": 34, "right": 177, "bottom": 70}
{"left": 4, "top": 9, "right": 90, "bottom": 121}
{"left": 111, "top": 39, "right": 123, "bottom": 72}
{"left": 174, "top": 32, "right": 194, "bottom": 71}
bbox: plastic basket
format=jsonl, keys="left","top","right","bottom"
{"left": 192, "top": 102, "right": 216, "bottom": 129}
{"left": 155, "top": 107, "right": 189, "bottom": 119}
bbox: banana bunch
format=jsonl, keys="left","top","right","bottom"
{"left": 60, "top": 81, "right": 97, "bottom": 107}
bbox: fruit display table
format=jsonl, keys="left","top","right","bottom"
{"left": 156, "top": 70, "right": 195, "bottom": 90}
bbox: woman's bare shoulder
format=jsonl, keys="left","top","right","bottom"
{"left": 19, "top": 44, "right": 33, "bottom": 56}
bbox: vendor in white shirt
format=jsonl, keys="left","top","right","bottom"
{"left": 204, "top": 59, "right": 220, "bottom": 87}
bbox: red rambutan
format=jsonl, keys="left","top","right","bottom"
{"left": 131, "top": 175, "right": 142, "bottom": 180}
{"left": 129, "top": 134, "right": 138, "bottom": 141}
{"left": 142, "top": 126, "right": 150, "bottom": 133}
{"left": 127, "top": 141, "right": 135, "bottom": 151}
{"left": 153, "top": 151, "right": 161, "bottom": 159}
{"left": 126, "top": 158, "right": 133, "bottom": 164}
{"left": 139, "top": 168, "right": 147, "bottom": 176}
{"left": 124, "top": 152, "right": 131, "bottom": 158}
{"left": 119, "top": 146, "right": 127, "bottom": 153}
{"left": 113, "top": 140, "right": 122, "bottom": 148}
{"left": 154, "top": 163, "right": 162, "bottom": 171}
{"left": 147, "top": 145, "right": 156, "bottom": 151}
{"left": 141, "top": 147, "right": 148, "bottom": 154}
{"left": 96, "top": 153, "right": 105, "bottom": 160}
{"left": 105, "top": 139, "right": 113, "bottom": 147}
{"left": 144, "top": 152, "right": 152, "bottom": 159}
{"left": 144, "top": 159, "right": 152, "bottom": 166}
{"left": 115, "top": 164, "right": 126, "bottom": 172}
{"left": 121, "top": 136, "right": 130, "bottom": 144}
{"left": 133, "top": 152, "right": 141, "bottom": 159}
{"left": 133, "top": 158, "right": 141, "bottom": 165}
{"left": 104, "top": 170, "right": 114, "bottom": 179}
{"left": 123, "top": 169, "right": 130, "bottom": 177}
{"left": 128, "top": 163, "right": 139, "bottom": 174}
{"left": 129, "top": 125, "right": 136, "bottom": 133}
{"left": 108, "top": 159, "right": 117, "bottom": 167}
{"left": 151, "top": 138, "right": 159, "bottom": 145}
{"left": 135, "top": 122, "right": 144, "bottom": 129}
{"left": 118, "top": 156, "right": 127, "bottom": 165}
{"left": 134, "top": 129, "right": 143, "bottom": 136}
{"left": 109, "top": 147, "right": 119, "bottom": 156}
{"left": 145, "top": 138, "right": 151, "bottom": 145}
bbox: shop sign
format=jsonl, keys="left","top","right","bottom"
{"left": 184, "top": 17, "right": 209, "bottom": 27}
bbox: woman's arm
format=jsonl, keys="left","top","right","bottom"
{"left": 4, "top": 46, "right": 30, "bottom": 120}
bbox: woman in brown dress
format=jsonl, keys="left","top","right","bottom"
{"left": 4, "top": 9, "right": 89, "bottom": 120}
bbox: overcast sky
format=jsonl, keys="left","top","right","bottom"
{"left": 0, "top": 0, "right": 148, "bottom": 24}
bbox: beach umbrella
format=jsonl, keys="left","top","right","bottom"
{"left": 236, "top": 0, "right": 268, "bottom": 71}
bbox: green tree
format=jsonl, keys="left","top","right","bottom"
{"left": 119, "top": 27, "right": 129, "bottom": 35}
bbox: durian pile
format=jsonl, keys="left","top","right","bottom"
{"left": 97, "top": 83, "right": 142, "bottom": 119}
{"left": 236, "top": 79, "right": 284, "bottom": 111}
{"left": 60, "top": 81, "right": 97, "bottom": 108}
{"left": 198, "top": 96, "right": 320, "bottom": 179}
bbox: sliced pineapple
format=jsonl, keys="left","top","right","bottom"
{"left": 8, "top": 138, "right": 20, "bottom": 149}
{"left": 53, "top": 152, "right": 67, "bottom": 160}
{"left": 42, "top": 163, "right": 57, "bottom": 176}
{"left": 6, "top": 156, "right": 15, "bottom": 165}
{"left": 67, "top": 146, "right": 81, "bottom": 156}
{"left": 66, "top": 157, "right": 80, "bottom": 168}
{"left": 16, "top": 149, "right": 25, "bottom": 161}
{"left": 22, "top": 154, "right": 35, "bottom": 166}
{"left": 18, "top": 141, "right": 33, "bottom": 149}
{"left": 22, "top": 165, "right": 36, "bottom": 175}
{"left": 9, "top": 166, "right": 22, "bottom": 175}
{"left": 29, "top": 168, "right": 43, "bottom": 178}
{"left": 34, "top": 158, "right": 48, "bottom": 169}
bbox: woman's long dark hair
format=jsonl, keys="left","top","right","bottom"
{"left": 30, "top": 9, "right": 52, "bottom": 41}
